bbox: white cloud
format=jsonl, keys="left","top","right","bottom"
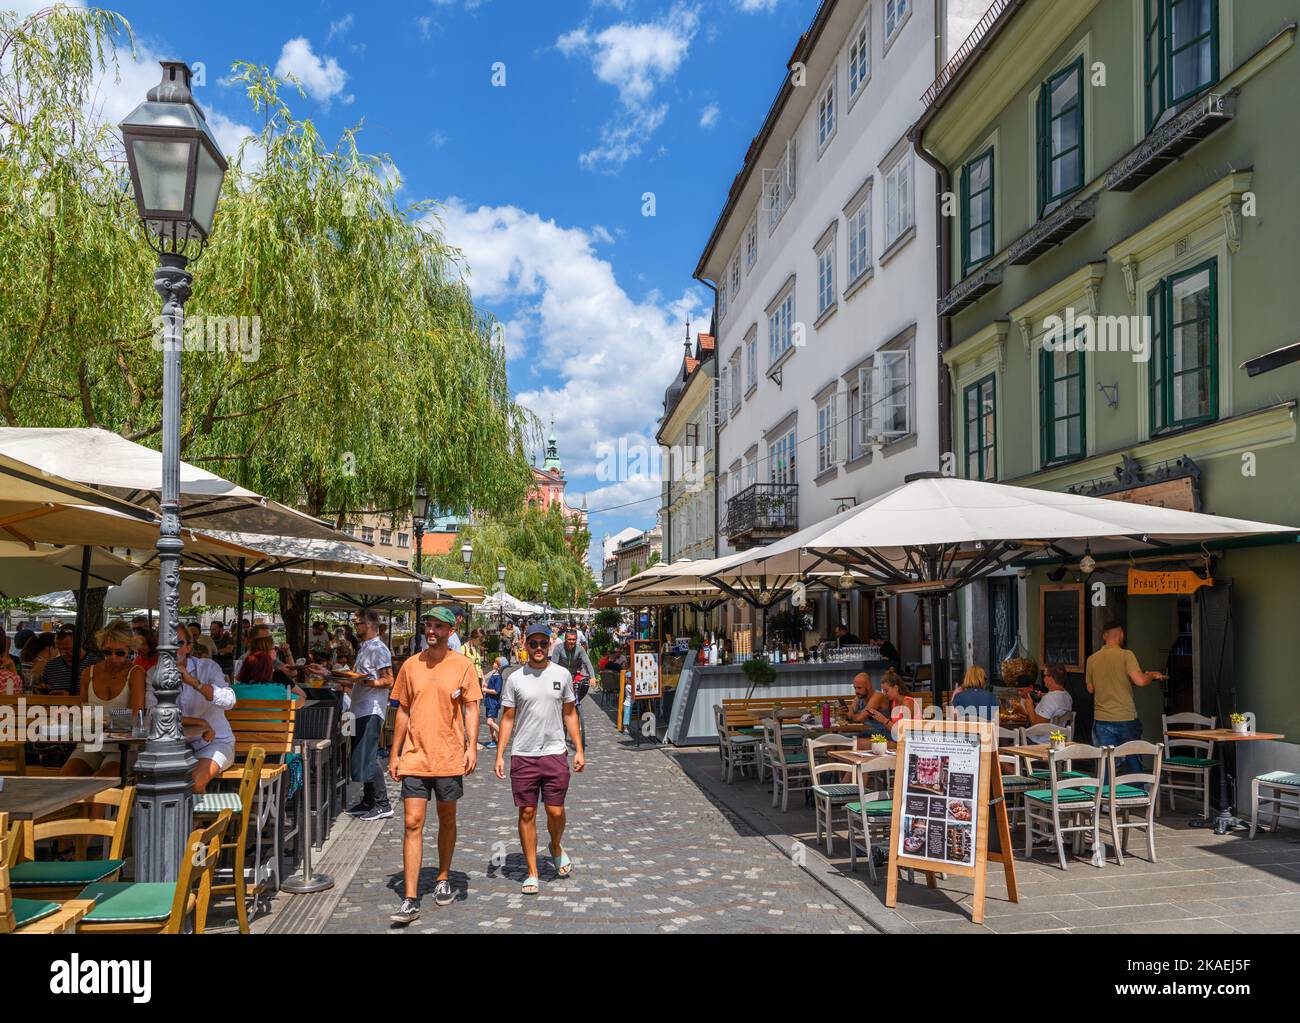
{"left": 327, "top": 14, "right": 353, "bottom": 41}
{"left": 734, "top": 0, "right": 779, "bottom": 11}
{"left": 557, "top": 3, "right": 698, "bottom": 171}
{"left": 947, "top": 0, "right": 998, "bottom": 59}
{"left": 417, "top": 16, "right": 433, "bottom": 39}
{"left": 274, "top": 37, "right": 349, "bottom": 104}
{"left": 435, "top": 198, "right": 710, "bottom": 532}
{"left": 590, "top": 224, "right": 614, "bottom": 245}
{"left": 430, "top": 131, "right": 450, "bottom": 149}
{"left": 699, "top": 102, "right": 719, "bottom": 128}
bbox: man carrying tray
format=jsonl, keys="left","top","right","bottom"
{"left": 388, "top": 606, "right": 481, "bottom": 925}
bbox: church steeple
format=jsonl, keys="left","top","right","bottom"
{"left": 542, "top": 418, "right": 562, "bottom": 473}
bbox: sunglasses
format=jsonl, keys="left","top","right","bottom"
{"left": 105, "top": 648, "right": 132, "bottom": 657}
{"left": 526, "top": 639, "right": 550, "bottom": 650}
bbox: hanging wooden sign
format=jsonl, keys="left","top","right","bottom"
{"left": 884, "top": 718, "right": 1018, "bottom": 926}
{"left": 1127, "top": 568, "right": 1213, "bottom": 595}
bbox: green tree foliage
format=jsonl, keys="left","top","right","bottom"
{"left": 426, "top": 504, "right": 595, "bottom": 607}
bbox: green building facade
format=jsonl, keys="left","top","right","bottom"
{"left": 917, "top": 0, "right": 1299, "bottom": 780}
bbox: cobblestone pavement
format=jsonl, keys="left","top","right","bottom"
{"left": 322, "top": 698, "right": 869, "bottom": 933}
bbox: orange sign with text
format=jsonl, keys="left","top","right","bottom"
{"left": 1127, "top": 568, "right": 1213, "bottom": 596}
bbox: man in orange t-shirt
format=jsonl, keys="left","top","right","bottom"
{"left": 387, "top": 606, "right": 482, "bottom": 925}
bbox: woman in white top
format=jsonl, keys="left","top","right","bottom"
{"left": 62, "top": 622, "right": 148, "bottom": 778}
{"left": 146, "top": 623, "right": 237, "bottom": 793}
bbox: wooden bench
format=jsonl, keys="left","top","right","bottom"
{"left": 0, "top": 695, "right": 90, "bottom": 777}
{"left": 720, "top": 693, "right": 933, "bottom": 731}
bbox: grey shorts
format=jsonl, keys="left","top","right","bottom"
{"left": 400, "top": 775, "right": 464, "bottom": 802}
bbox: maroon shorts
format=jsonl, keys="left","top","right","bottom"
{"left": 509, "top": 753, "right": 571, "bottom": 808}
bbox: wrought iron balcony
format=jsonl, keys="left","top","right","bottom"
{"left": 722, "top": 482, "right": 798, "bottom": 550}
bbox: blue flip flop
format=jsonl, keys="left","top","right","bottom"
{"left": 553, "top": 851, "right": 572, "bottom": 878}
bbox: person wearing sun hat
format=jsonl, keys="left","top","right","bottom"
{"left": 387, "top": 604, "right": 481, "bottom": 925}
{"left": 494, "top": 621, "right": 585, "bottom": 896}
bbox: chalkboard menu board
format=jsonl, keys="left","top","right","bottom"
{"left": 872, "top": 598, "right": 890, "bottom": 643}
{"left": 1039, "top": 584, "right": 1084, "bottom": 671}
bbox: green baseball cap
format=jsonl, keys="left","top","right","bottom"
{"left": 428, "top": 607, "right": 457, "bottom": 625}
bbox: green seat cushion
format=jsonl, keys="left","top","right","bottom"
{"left": 1025, "top": 784, "right": 1146, "bottom": 803}
{"left": 845, "top": 799, "right": 893, "bottom": 816}
{"left": 1164, "top": 756, "right": 1218, "bottom": 769}
{"left": 12, "top": 898, "right": 61, "bottom": 929}
{"left": 1030, "top": 769, "right": 1088, "bottom": 781}
{"left": 812, "top": 783, "right": 858, "bottom": 800}
{"left": 728, "top": 734, "right": 760, "bottom": 744}
{"left": 194, "top": 791, "right": 243, "bottom": 814}
{"left": 776, "top": 753, "right": 809, "bottom": 765}
{"left": 10, "top": 858, "right": 125, "bottom": 888}
{"left": 1001, "top": 775, "right": 1036, "bottom": 790}
{"left": 78, "top": 882, "right": 176, "bottom": 923}
{"left": 1257, "top": 771, "right": 1300, "bottom": 788}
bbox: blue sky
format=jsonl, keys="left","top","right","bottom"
{"left": 12, "top": 0, "right": 990, "bottom": 573}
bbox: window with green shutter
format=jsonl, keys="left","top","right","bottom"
{"left": 964, "top": 375, "right": 997, "bottom": 481}
{"left": 1148, "top": 259, "right": 1218, "bottom": 435}
{"left": 961, "top": 148, "right": 994, "bottom": 276}
{"left": 1039, "top": 336, "right": 1085, "bottom": 466}
{"left": 1037, "top": 58, "right": 1084, "bottom": 217}
{"left": 1145, "top": 0, "right": 1219, "bottom": 131}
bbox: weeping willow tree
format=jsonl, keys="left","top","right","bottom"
{"left": 0, "top": 7, "right": 537, "bottom": 643}
{"left": 427, "top": 504, "right": 597, "bottom": 610}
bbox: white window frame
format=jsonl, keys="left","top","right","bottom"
{"left": 846, "top": 186, "right": 872, "bottom": 285}
{"left": 718, "top": 368, "right": 729, "bottom": 427}
{"left": 848, "top": 12, "right": 871, "bottom": 103}
{"left": 763, "top": 139, "right": 797, "bottom": 235}
{"left": 817, "top": 73, "right": 837, "bottom": 152}
{"left": 767, "top": 284, "right": 795, "bottom": 365}
{"left": 816, "top": 395, "right": 835, "bottom": 474}
{"left": 847, "top": 375, "right": 866, "bottom": 461}
{"left": 885, "top": 0, "right": 911, "bottom": 47}
{"left": 730, "top": 253, "right": 741, "bottom": 298}
{"left": 745, "top": 213, "right": 758, "bottom": 272}
{"left": 882, "top": 147, "right": 914, "bottom": 250}
{"left": 768, "top": 426, "right": 797, "bottom": 485}
{"left": 729, "top": 350, "right": 742, "bottom": 413}
{"left": 718, "top": 274, "right": 728, "bottom": 322}
{"left": 878, "top": 347, "right": 912, "bottom": 439}
{"left": 816, "top": 234, "right": 836, "bottom": 318}
{"left": 745, "top": 331, "right": 758, "bottom": 394}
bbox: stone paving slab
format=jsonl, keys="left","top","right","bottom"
{"left": 317, "top": 699, "right": 870, "bottom": 933}
{"left": 667, "top": 745, "right": 1300, "bottom": 934}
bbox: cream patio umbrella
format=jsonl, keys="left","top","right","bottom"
{"left": 0, "top": 543, "right": 141, "bottom": 598}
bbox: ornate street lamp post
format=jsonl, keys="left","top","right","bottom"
{"left": 119, "top": 61, "right": 227, "bottom": 882}
{"left": 411, "top": 483, "right": 429, "bottom": 651}
{"left": 542, "top": 579, "right": 549, "bottom": 621}
{"left": 461, "top": 541, "right": 473, "bottom": 583}
{"left": 496, "top": 563, "right": 507, "bottom": 634}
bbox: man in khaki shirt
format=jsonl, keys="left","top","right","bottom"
{"left": 1085, "top": 621, "right": 1165, "bottom": 778}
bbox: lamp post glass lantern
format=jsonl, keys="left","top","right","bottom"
{"left": 461, "top": 541, "right": 473, "bottom": 583}
{"left": 119, "top": 61, "right": 227, "bottom": 883}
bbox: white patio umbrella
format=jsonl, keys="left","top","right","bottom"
{"left": 0, "top": 543, "right": 140, "bottom": 598}
{"left": 106, "top": 570, "right": 241, "bottom": 611}
{"left": 0, "top": 427, "right": 349, "bottom": 542}
{"left": 427, "top": 577, "right": 487, "bottom": 605}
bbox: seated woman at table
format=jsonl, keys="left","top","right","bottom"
{"left": 237, "top": 632, "right": 278, "bottom": 683}
{"left": 951, "top": 665, "right": 1000, "bottom": 720}
{"left": 839, "top": 671, "right": 893, "bottom": 737}
{"left": 22, "top": 632, "right": 57, "bottom": 687}
{"left": 146, "top": 623, "right": 236, "bottom": 793}
{"left": 1019, "top": 663, "right": 1073, "bottom": 733}
{"left": 62, "top": 622, "right": 148, "bottom": 778}
{"left": 133, "top": 626, "right": 159, "bottom": 672}
{"left": 0, "top": 629, "right": 22, "bottom": 695}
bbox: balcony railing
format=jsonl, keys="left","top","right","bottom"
{"left": 921, "top": 0, "right": 1017, "bottom": 110}
{"left": 722, "top": 482, "right": 798, "bottom": 549}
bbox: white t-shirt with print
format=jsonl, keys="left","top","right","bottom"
{"left": 351, "top": 637, "right": 393, "bottom": 719}
{"left": 1037, "top": 688, "right": 1073, "bottom": 723}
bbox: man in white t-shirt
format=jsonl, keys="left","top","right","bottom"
{"left": 446, "top": 607, "right": 464, "bottom": 652}
{"left": 1020, "top": 664, "right": 1074, "bottom": 736}
{"left": 145, "top": 624, "right": 236, "bottom": 793}
{"left": 494, "top": 622, "right": 584, "bottom": 895}
{"left": 345, "top": 610, "right": 395, "bottom": 820}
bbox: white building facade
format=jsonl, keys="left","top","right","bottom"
{"left": 695, "top": 0, "right": 945, "bottom": 652}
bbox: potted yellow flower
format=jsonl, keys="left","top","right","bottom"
{"left": 1048, "top": 730, "right": 1068, "bottom": 752}
{"left": 870, "top": 734, "right": 890, "bottom": 756}
{"left": 1230, "top": 713, "right": 1251, "bottom": 735}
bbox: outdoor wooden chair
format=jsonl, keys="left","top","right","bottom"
{"left": 1023, "top": 723, "right": 1083, "bottom": 782}
{"left": 713, "top": 704, "right": 759, "bottom": 783}
{"left": 760, "top": 717, "right": 811, "bottom": 812}
{"left": 75, "top": 810, "right": 232, "bottom": 934}
{"left": 998, "top": 749, "right": 1036, "bottom": 832}
{"left": 1101, "top": 741, "right": 1163, "bottom": 865}
{"left": 195, "top": 746, "right": 267, "bottom": 934}
{"left": 845, "top": 759, "right": 895, "bottom": 883}
{"left": 1023, "top": 744, "right": 1105, "bottom": 870}
{"left": 6, "top": 786, "right": 136, "bottom": 901}
{"left": 1249, "top": 770, "right": 1300, "bottom": 838}
{"left": 807, "top": 734, "right": 855, "bottom": 854}
{"left": 222, "top": 697, "right": 295, "bottom": 886}
{"left": 0, "top": 814, "right": 95, "bottom": 934}
{"left": 1160, "top": 712, "right": 1218, "bottom": 818}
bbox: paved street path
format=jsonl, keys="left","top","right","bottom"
{"left": 322, "top": 697, "right": 868, "bottom": 933}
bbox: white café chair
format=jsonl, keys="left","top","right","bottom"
{"left": 1160, "top": 712, "right": 1218, "bottom": 819}
{"left": 1024, "top": 743, "right": 1106, "bottom": 870}
{"left": 846, "top": 758, "right": 895, "bottom": 883}
{"left": 761, "top": 718, "right": 812, "bottom": 812}
{"left": 714, "top": 704, "right": 760, "bottom": 783}
{"left": 1101, "top": 740, "right": 1163, "bottom": 866}
{"left": 1250, "top": 771, "right": 1300, "bottom": 838}
{"left": 806, "top": 735, "right": 856, "bottom": 855}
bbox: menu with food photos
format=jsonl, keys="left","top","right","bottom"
{"left": 897, "top": 729, "right": 982, "bottom": 868}
{"left": 632, "top": 642, "right": 661, "bottom": 698}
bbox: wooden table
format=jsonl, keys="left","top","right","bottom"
{"left": 1167, "top": 729, "right": 1286, "bottom": 834}
{"left": 0, "top": 776, "right": 117, "bottom": 821}
{"left": 829, "top": 747, "right": 898, "bottom": 766}
{"left": 1003, "top": 743, "right": 1052, "bottom": 763}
